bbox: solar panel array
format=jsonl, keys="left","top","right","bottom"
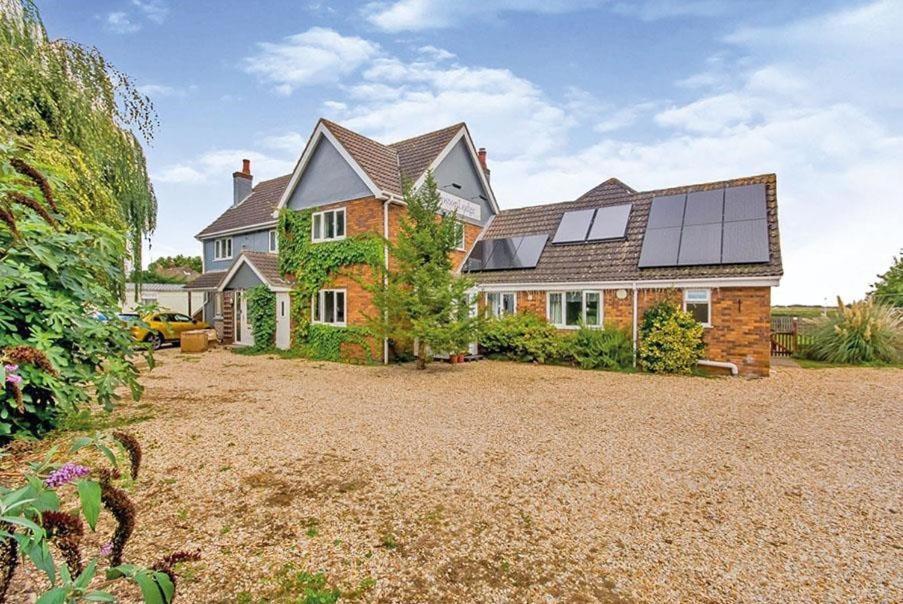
{"left": 552, "top": 204, "right": 632, "bottom": 244}
{"left": 463, "top": 234, "right": 548, "bottom": 272}
{"left": 638, "top": 183, "right": 769, "bottom": 268}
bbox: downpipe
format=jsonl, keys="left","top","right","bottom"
{"left": 697, "top": 359, "right": 739, "bottom": 376}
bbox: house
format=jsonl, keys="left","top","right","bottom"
{"left": 185, "top": 118, "right": 498, "bottom": 349}
{"left": 122, "top": 283, "right": 205, "bottom": 317}
{"left": 186, "top": 118, "right": 782, "bottom": 376}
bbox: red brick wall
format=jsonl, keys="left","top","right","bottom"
{"left": 508, "top": 286, "right": 771, "bottom": 377}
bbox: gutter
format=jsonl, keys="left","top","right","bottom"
{"left": 632, "top": 282, "right": 638, "bottom": 368}
{"left": 383, "top": 198, "right": 390, "bottom": 365}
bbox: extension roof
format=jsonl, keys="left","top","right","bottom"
{"left": 470, "top": 174, "right": 783, "bottom": 285}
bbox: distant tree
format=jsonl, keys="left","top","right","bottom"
{"left": 371, "top": 174, "right": 479, "bottom": 369}
{"left": 148, "top": 254, "right": 202, "bottom": 274}
{"left": 870, "top": 250, "right": 903, "bottom": 307}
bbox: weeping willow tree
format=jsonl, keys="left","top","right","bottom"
{"left": 0, "top": 0, "right": 157, "bottom": 278}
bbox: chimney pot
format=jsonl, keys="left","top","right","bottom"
{"left": 232, "top": 159, "right": 253, "bottom": 206}
{"left": 477, "top": 147, "right": 490, "bottom": 182}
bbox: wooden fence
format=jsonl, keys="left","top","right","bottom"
{"left": 770, "top": 317, "right": 816, "bottom": 356}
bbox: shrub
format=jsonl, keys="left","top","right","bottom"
{"left": 570, "top": 326, "right": 634, "bottom": 370}
{"left": 803, "top": 297, "right": 902, "bottom": 364}
{"left": 479, "top": 313, "right": 562, "bottom": 363}
{"left": 638, "top": 300, "right": 705, "bottom": 374}
{"left": 246, "top": 285, "right": 276, "bottom": 351}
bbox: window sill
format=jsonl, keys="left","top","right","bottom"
{"left": 311, "top": 236, "right": 347, "bottom": 244}
{"left": 312, "top": 321, "right": 348, "bottom": 328}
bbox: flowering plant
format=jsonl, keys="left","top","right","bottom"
{"left": 0, "top": 432, "right": 199, "bottom": 602}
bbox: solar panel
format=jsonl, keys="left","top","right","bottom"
{"left": 638, "top": 227, "right": 681, "bottom": 267}
{"left": 683, "top": 189, "right": 724, "bottom": 225}
{"left": 678, "top": 223, "right": 722, "bottom": 265}
{"left": 483, "top": 237, "right": 520, "bottom": 270}
{"left": 647, "top": 194, "right": 686, "bottom": 229}
{"left": 722, "top": 219, "right": 769, "bottom": 263}
{"left": 512, "top": 234, "right": 547, "bottom": 268}
{"left": 553, "top": 209, "right": 595, "bottom": 243}
{"left": 587, "top": 204, "right": 631, "bottom": 240}
{"left": 463, "top": 239, "right": 490, "bottom": 271}
{"left": 724, "top": 184, "right": 766, "bottom": 222}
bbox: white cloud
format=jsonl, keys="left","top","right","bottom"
{"left": 260, "top": 132, "right": 308, "bottom": 153}
{"left": 243, "top": 28, "right": 380, "bottom": 94}
{"left": 153, "top": 150, "right": 294, "bottom": 185}
{"left": 136, "top": 83, "right": 190, "bottom": 98}
{"left": 131, "top": 0, "right": 168, "bottom": 24}
{"left": 363, "top": 0, "right": 725, "bottom": 31}
{"left": 416, "top": 45, "right": 455, "bottom": 61}
{"left": 104, "top": 12, "right": 140, "bottom": 34}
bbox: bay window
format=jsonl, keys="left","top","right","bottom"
{"left": 547, "top": 290, "right": 603, "bottom": 328}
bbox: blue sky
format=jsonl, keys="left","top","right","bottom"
{"left": 36, "top": 0, "right": 903, "bottom": 304}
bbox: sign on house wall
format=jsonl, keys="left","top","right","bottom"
{"left": 438, "top": 190, "right": 481, "bottom": 221}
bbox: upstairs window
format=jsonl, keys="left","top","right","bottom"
{"left": 312, "top": 208, "right": 346, "bottom": 242}
{"left": 269, "top": 229, "right": 278, "bottom": 252}
{"left": 454, "top": 222, "right": 466, "bottom": 251}
{"left": 684, "top": 289, "right": 712, "bottom": 327}
{"left": 548, "top": 291, "right": 602, "bottom": 328}
{"left": 313, "top": 289, "right": 346, "bottom": 326}
{"left": 214, "top": 237, "right": 232, "bottom": 260}
{"left": 486, "top": 292, "right": 516, "bottom": 317}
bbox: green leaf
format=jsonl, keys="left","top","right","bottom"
{"left": 76, "top": 479, "right": 101, "bottom": 530}
{"left": 155, "top": 571, "right": 175, "bottom": 602}
{"left": 75, "top": 559, "right": 97, "bottom": 588}
{"left": 69, "top": 436, "right": 93, "bottom": 452}
{"left": 25, "top": 540, "right": 55, "bottom": 584}
{"left": 2, "top": 515, "right": 43, "bottom": 535}
{"left": 134, "top": 571, "right": 165, "bottom": 604}
{"left": 97, "top": 444, "right": 118, "bottom": 467}
{"left": 106, "top": 563, "right": 139, "bottom": 580}
{"left": 84, "top": 592, "right": 117, "bottom": 602}
{"left": 36, "top": 587, "right": 67, "bottom": 604}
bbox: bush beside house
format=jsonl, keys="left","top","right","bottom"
{"left": 803, "top": 297, "right": 902, "bottom": 365}
{"left": 637, "top": 301, "right": 705, "bottom": 374}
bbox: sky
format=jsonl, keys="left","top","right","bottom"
{"left": 35, "top": 0, "right": 903, "bottom": 305}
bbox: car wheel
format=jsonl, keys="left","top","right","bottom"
{"left": 147, "top": 332, "right": 164, "bottom": 350}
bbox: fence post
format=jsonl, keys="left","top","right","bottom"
{"left": 791, "top": 317, "right": 798, "bottom": 353}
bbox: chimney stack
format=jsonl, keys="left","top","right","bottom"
{"left": 477, "top": 147, "right": 490, "bottom": 181}
{"left": 232, "top": 158, "right": 252, "bottom": 206}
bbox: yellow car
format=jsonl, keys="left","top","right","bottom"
{"left": 130, "top": 312, "right": 209, "bottom": 349}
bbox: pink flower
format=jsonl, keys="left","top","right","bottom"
{"left": 99, "top": 542, "right": 113, "bottom": 557}
{"left": 3, "top": 364, "right": 17, "bottom": 374}
{"left": 44, "top": 463, "right": 91, "bottom": 488}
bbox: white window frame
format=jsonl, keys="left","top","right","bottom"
{"left": 454, "top": 221, "right": 466, "bottom": 251}
{"left": 214, "top": 292, "right": 223, "bottom": 318}
{"left": 213, "top": 237, "right": 233, "bottom": 260}
{"left": 311, "top": 288, "right": 347, "bottom": 326}
{"left": 546, "top": 290, "right": 603, "bottom": 329}
{"left": 684, "top": 288, "right": 712, "bottom": 327}
{"left": 486, "top": 292, "right": 516, "bottom": 317}
{"left": 311, "top": 208, "right": 346, "bottom": 243}
{"left": 269, "top": 229, "right": 278, "bottom": 252}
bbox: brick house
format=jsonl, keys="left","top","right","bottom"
{"left": 186, "top": 118, "right": 782, "bottom": 376}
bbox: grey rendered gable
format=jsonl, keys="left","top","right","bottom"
{"left": 432, "top": 138, "right": 494, "bottom": 225}
{"left": 222, "top": 262, "right": 264, "bottom": 290}
{"left": 286, "top": 137, "right": 372, "bottom": 211}
{"left": 203, "top": 229, "right": 273, "bottom": 272}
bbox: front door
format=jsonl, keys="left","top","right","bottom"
{"left": 234, "top": 290, "right": 255, "bottom": 347}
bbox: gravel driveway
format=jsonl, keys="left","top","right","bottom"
{"left": 13, "top": 348, "right": 903, "bottom": 602}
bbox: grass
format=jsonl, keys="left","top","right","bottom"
{"left": 794, "top": 357, "right": 903, "bottom": 370}
{"left": 236, "top": 565, "right": 346, "bottom": 604}
{"left": 772, "top": 305, "right": 832, "bottom": 318}
{"left": 57, "top": 407, "right": 155, "bottom": 433}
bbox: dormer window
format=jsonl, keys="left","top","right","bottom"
{"left": 214, "top": 237, "right": 232, "bottom": 260}
{"left": 312, "top": 208, "right": 346, "bottom": 243}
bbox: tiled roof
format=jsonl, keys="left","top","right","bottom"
{"left": 470, "top": 173, "right": 783, "bottom": 284}
{"left": 240, "top": 251, "right": 289, "bottom": 288}
{"left": 389, "top": 122, "right": 465, "bottom": 186}
{"left": 196, "top": 174, "right": 290, "bottom": 238}
{"left": 321, "top": 119, "right": 403, "bottom": 195}
{"left": 196, "top": 121, "right": 469, "bottom": 238}
{"left": 184, "top": 271, "right": 226, "bottom": 290}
